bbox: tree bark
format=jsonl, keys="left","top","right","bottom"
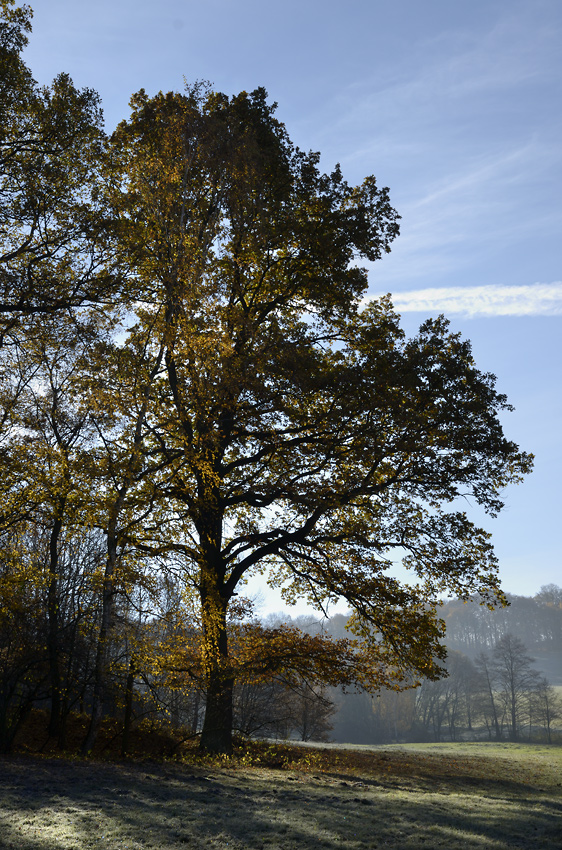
{"left": 198, "top": 572, "right": 233, "bottom": 754}
{"left": 47, "top": 513, "right": 64, "bottom": 739}
{"left": 200, "top": 668, "right": 234, "bottom": 754}
{"left": 121, "top": 654, "right": 136, "bottom": 757}
{"left": 81, "top": 533, "right": 117, "bottom": 755}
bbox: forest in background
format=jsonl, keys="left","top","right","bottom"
{"left": 328, "top": 586, "right": 562, "bottom": 745}
{"left": 245, "top": 586, "right": 562, "bottom": 746}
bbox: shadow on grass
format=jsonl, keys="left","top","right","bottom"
{"left": 0, "top": 755, "right": 561, "bottom": 850}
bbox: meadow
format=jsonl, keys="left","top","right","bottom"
{"left": 1, "top": 740, "right": 561, "bottom": 849}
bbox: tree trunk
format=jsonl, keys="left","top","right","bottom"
{"left": 198, "top": 578, "right": 233, "bottom": 754}
{"left": 47, "top": 514, "right": 64, "bottom": 739}
{"left": 121, "top": 654, "right": 136, "bottom": 757}
{"left": 191, "top": 689, "right": 201, "bottom": 735}
{"left": 510, "top": 683, "right": 518, "bottom": 741}
{"left": 200, "top": 668, "right": 234, "bottom": 753}
{"left": 81, "top": 534, "right": 117, "bottom": 755}
{"left": 481, "top": 659, "right": 502, "bottom": 740}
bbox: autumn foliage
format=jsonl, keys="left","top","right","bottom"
{"left": 0, "top": 1, "right": 532, "bottom": 754}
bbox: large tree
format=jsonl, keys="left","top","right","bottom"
{"left": 106, "top": 85, "right": 531, "bottom": 753}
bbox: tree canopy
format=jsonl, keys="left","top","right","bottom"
{"left": 0, "top": 0, "right": 112, "bottom": 343}
{"left": 0, "top": 4, "right": 532, "bottom": 755}
{"left": 98, "top": 85, "right": 530, "bottom": 751}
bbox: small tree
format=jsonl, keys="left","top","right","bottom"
{"left": 534, "top": 584, "right": 562, "bottom": 606}
{"left": 528, "top": 677, "right": 562, "bottom": 744}
{"left": 474, "top": 651, "right": 504, "bottom": 740}
{"left": 491, "top": 634, "right": 540, "bottom": 741}
{"left": 416, "top": 651, "right": 479, "bottom": 742}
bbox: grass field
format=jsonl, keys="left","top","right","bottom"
{"left": 1, "top": 741, "right": 561, "bottom": 849}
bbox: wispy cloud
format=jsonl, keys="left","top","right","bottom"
{"left": 302, "top": 4, "right": 562, "bottom": 291}
{"left": 364, "top": 283, "right": 562, "bottom": 317}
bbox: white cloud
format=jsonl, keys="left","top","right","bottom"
{"left": 363, "top": 283, "right": 562, "bottom": 317}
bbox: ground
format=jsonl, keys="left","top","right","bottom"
{"left": 0, "top": 742, "right": 561, "bottom": 849}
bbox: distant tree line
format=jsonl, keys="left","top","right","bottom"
{"left": 443, "top": 586, "right": 562, "bottom": 658}
{"left": 329, "top": 590, "right": 562, "bottom": 745}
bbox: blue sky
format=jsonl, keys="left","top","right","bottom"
{"left": 24, "top": 0, "right": 561, "bottom": 608}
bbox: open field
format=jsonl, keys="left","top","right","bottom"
{"left": 1, "top": 742, "right": 561, "bottom": 850}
